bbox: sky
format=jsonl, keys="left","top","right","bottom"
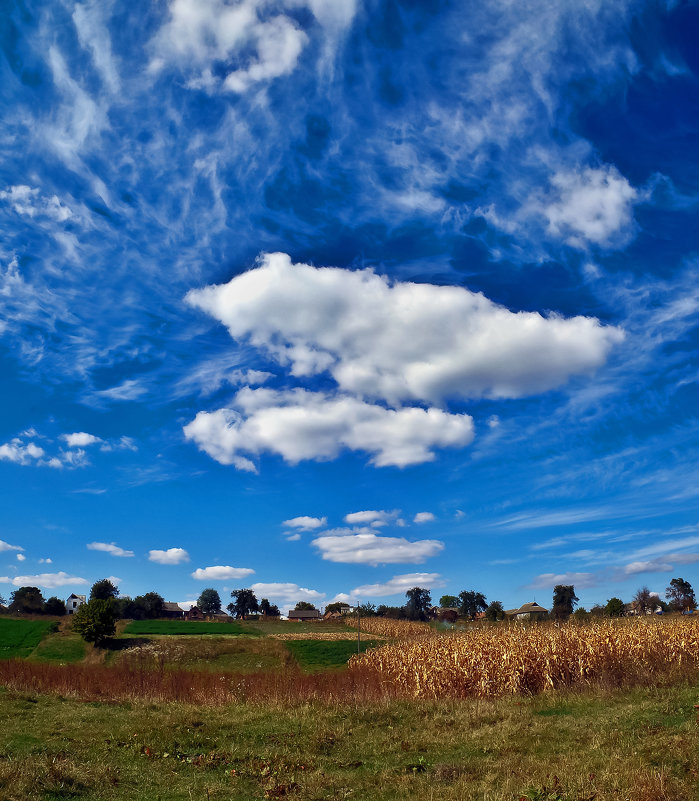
{"left": 1, "top": 0, "right": 699, "bottom": 614}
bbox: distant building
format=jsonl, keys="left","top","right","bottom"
{"left": 507, "top": 602, "right": 548, "bottom": 620}
{"left": 66, "top": 594, "right": 86, "bottom": 615}
{"left": 162, "top": 602, "right": 185, "bottom": 618}
{"left": 186, "top": 606, "right": 205, "bottom": 621}
{"left": 288, "top": 608, "right": 321, "bottom": 621}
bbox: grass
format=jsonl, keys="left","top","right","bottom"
{"left": 122, "top": 620, "right": 249, "bottom": 636}
{"left": 0, "top": 619, "right": 58, "bottom": 659}
{"left": 29, "top": 630, "right": 86, "bottom": 664}
{"left": 285, "top": 638, "right": 379, "bottom": 671}
{"left": 0, "top": 683, "right": 697, "bottom": 800}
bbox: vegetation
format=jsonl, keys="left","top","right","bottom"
{"left": 42, "top": 596, "right": 66, "bottom": 616}
{"left": 8, "top": 586, "right": 45, "bottom": 615}
{"left": 458, "top": 590, "right": 487, "bottom": 620}
{"left": 259, "top": 597, "right": 280, "bottom": 617}
{"left": 228, "top": 588, "right": 259, "bottom": 619}
{"left": 123, "top": 620, "right": 248, "bottom": 636}
{"left": 666, "top": 577, "right": 696, "bottom": 612}
{"left": 552, "top": 584, "right": 579, "bottom": 620}
{"left": 485, "top": 600, "right": 505, "bottom": 621}
{"left": 90, "top": 578, "right": 119, "bottom": 601}
{"left": 196, "top": 587, "right": 222, "bottom": 615}
{"left": 293, "top": 601, "right": 317, "bottom": 611}
{"left": 605, "top": 597, "right": 625, "bottom": 617}
{"left": 72, "top": 599, "right": 118, "bottom": 645}
{"left": 0, "top": 619, "right": 57, "bottom": 659}
{"left": 285, "top": 639, "right": 378, "bottom": 672}
{"left": 404, "top": 587, "right": 431, "bottom": 621}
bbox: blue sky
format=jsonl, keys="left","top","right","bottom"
{"left": 1, "top": 0, "right": 699, "bottom": 613}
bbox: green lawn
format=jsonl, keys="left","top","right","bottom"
{"left": 0, "top": 684, "right": 697, "bottom": 800}
{"left": 30, "top": 631, "right": 86, "bottom": 664}
{"left": 0, "top": 619, "right": 58, "bottom": 659}
{"left": 284, "top": 639, "right": 379, "bottom": 671}
{"left": 122, "top": 620, "right": 249, "bottom": 636}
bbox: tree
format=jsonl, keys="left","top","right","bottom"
{"left": 43, "top": 596, "right": 66, "bottom": 616}
{"left": 666, "top": 578, "right": 696, "bottom": 613}
{"left": 294, "top": 601, "right": 317, "bottom": 611}
{"left": 458, "top": 590, "right": 487, "bottom": 620}
{"left": 228, "top": 589, "right": 259, "bottom": 619}
{"left": 605, "top": 597, "right": 625, "bottom": 617}
{"left": 259, "top": 598, "right": 280, "bottom": 617}
{"left": 485, "top": 600, "right": 505, "bottom": 621}
{"left": 405, "top": 587, "right": 431, "bottom": 621}
{"left": 632, "top": 586, "right": 655, "bottom": 615}
{"left": 197, "top": 588, "right": 222, "bottom": 615}
{"left": 552, "top": 585, "right": 578, "bottom": 620}
{"left": 356, "top": 602, "right": 378, "bottom": 617}
{"left": 90, "top": 578, "right": 119, "bottom": 601}
{"left": 572, "top": 607, "right": 590, "bottom": 622}
{"left": 132, "top": 592, "right": 164, "bottom": 619}
{"left": 439, "top": 595, "right": 459, "bottom": 609}
{"left": 9, "top": 586, "right": 45, "bottom": 615}
{"left": 72, "top": 599, "right": 117, "bottom": 645}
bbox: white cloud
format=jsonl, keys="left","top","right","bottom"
{"left": 94, "top": 379, "right": 147, "bottom": 401}
{"left": 4, "top": 572, "right": 88, "bottom": 588}
{"left": 16, "top": 554, "right": 26, "bottom": 562}
{"left": 525, "top": 572, "right": 598, "bottom": 590}
{"left": 250, "top": 581, "right": 324, "bottom": 608}
{"left": 184, "top": 388, "right": 474, "bottom": 471}
{"left": 337, "top": 572, "right": 445, "bottom": 601}
{"left": 624, "top": 560, "right": 672, "bottom": 575}
{"left": 344, "top": 510, "right": 399, "bottom": 527}
{"left": 0, "top": 439, "right": 45, "bottom": 466}
{"left": 186, "top": 253, "right": 624, "bottom": 405}
{"left": 285, "top": 532, "right": 301, "bottom": 542}
{"left": 38, "top": 557, "right": 52, "bottom": 564}
{"left": 87, "top": 541, "right": 134, "bottom": 558}
{"left": 0, "top": 540, "right": 24, "bottom": 553}
{"left": 0, "top": 185, "right": 72, "bottom": 222}
{"left": 282, "top": 516, "right": 327, "bottom": 531}
{"left": 312, "top": 532, "right": 444, "bottom": 566}
{"left": 72, "top": 1, "right": 121, "bottom": 94}
{"left": 191, "top": 565, "right": 255, "bottom": 580}
{"left": 413, "top": 512, "right": 436, "bottom": 524}
{"left": 61, "top": 432, "right": 101, "bottom": 448}
{"left": 149, "top": 548, "right": 190, "bottom": 565}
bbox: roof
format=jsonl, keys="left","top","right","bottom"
{"left": 66, "top": 594, "right": 86, "bottom": 601}
{"left": 515, "top": 602, "right": 548, "bottom": 614}
{"left": 162, "top": 602, "right": 184, "bottom": 612}
{"left": 288, "top": 609, "right": 321, "bottom": 618}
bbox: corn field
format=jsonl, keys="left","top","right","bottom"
{"left": 348, "top": 617, "right": 699, "bottom": 698}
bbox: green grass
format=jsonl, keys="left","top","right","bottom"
{"left": 122, "top": 620, "right": 249, "bottom": 636}
{"left": 0, "top": 684, "right": 697, "bottom": 800}
{"left": 0, "top": 619, "right": 58, "bottom": 659}
{"left": 285, "top": 639, "right": 379, "bottom": 671}
{"left": 30, "top": 631, "right": 86, "bottom": 664}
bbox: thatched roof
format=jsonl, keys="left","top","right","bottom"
{"left": 515, "top": 602, "right": 548, "bottom": 614}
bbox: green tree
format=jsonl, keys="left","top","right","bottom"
{"left": 405, "top": 587, "right": 432, "bottom": 621}
{"left": 439, "top": 595, "right": 459, "bottom": 608}
{"left": 228, "top": 589, "right": 259, "bottom": 619}
{"left": 71, "top": 599, "right": 117, "bottom": 645}
{"left": 572, "top": 607, "right": 590, "bottom": 622}
{"left": 43, "top": 596, "right": 67, "bottom": 616}
{"left": 294, "top": 601, "right": 317, "bottom": 611}
{"left": 552, "top": 585, "right": 578, "bottom": 620}
{"left": 605, "top": 597, "right": 625, "bottom": 617}
{"left": 324, "top": 602, "right": 348, "bottom": 615}
{"left": 356, "top": 602, "right": 378, "bottom": 617}
{"left": 9, "top": 586, "right": 45, "bottom": 614}
{"left": 132, "top": 592, "right": 164, "bottom": 619}
{"left": 259, "top": 598, "right": 280, "bottom": 617}
{"left": 485, "top": 600, "right": 505, "bottom": 621}
{"left": 666, "top": 578, "right": 696, "bottom": 612}
{"left": 90, "top": 578, "right": 119, "bottom": 601}
{"left": 458, "top": 590, "right": 487, "bottom": 620}
{"left": 197, "top": 588, "right": 222, "bottom": 615}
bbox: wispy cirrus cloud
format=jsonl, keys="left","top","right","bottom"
{"left": 87, "top": 542, "right": 134, "bottom": 558}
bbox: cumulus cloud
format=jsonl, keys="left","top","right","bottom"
{"left": 149, "top": 548, "right": 190, "bottom": 565}
{"left": 282, "top": 516, "right": 327, "bottom": 531}
{"left": 38, "top": 557, "right": 52, "bottom": 564}
{"left": 16, "top": 554, "right": 26, "bottom": 562}
{"left": 335, "top": 572, "right": 445, "bottom": 601}
{"left": 2, "top": 572, "right": 88, "bottom": 588}
{"left": 525, "top": 571, "right": 598, "bottom": 590}
{"left": 0, "top": 540, "right": 24, "bottom": 553}
{"left": 186, "top": 253, "right": 624, "bottom": 405}
{"left": 250, "top": 581, "right": 324, "bottom": 608}
{"left": 184, "top": 388, "right": 474, "bottom": 471}
{"left": 312, "top": 532, "right": 443, "bottom": 565}
{"left": 344, "top": 510, "right": 400, "bottom": 527}
{"left": 191, "top": 565, "right": 255, "bottom": 580}
{"left": 0, "top": 439, "right": 45, "bottom": 466}
{"left": 61, "top": 432, "right": 102, "bottom": 448}
{"left": 0, "top": 185, "right": 72, "bottom": 222}
{"left": 87, "top": 542, "right": 134, "bottom": 558}
{"left": 413, "top": 512, "right": 436, "bottom": 524}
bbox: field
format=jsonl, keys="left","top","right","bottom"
{"left": 122, "top": 620, "right": 249, "bottom": 636}
{"left": 0, "top": 615, "right": 698, "bottom": 799}
{"left": 0, "top": 619, "right": 58, "bottom": 659}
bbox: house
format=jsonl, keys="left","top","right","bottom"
{"left": 186, "top": 606, "right": 205, "bottom": 621}
{"left": 66, "top": 594, "right": 86, "bottom": 615}
{"left": 509, "top": 602, "right": 548, "bottom": 620}
{"left": 287, "top": 608, "right": 321, "bottom": 621}
{"left": 162, "top": 602, "right": 185, "bottom": 618}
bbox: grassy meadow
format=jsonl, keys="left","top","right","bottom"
{"left": 0, "top": 614, "right": 698, "bottom": 799}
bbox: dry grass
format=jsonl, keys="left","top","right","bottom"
{"left": 352, "top": 617, "right": 432, "bottom": 639}
{"left": 349, "top": 617, "right": 699, "bottom": 698}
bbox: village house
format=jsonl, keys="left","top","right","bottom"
{"left": 161, "top": 602, "right": 185, "bottom": 619}
{"left": 65, "top": 594, "right": 86, "bottom": 615}
{"left": 506, "top": 601, "right": 548, "bottom": 620}
{"left": 185, "top": 605, "right": 205, "bottom": 621}
{"left": 287, "top": 608, "right": 321, "bottom": 621}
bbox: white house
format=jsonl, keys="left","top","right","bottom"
{"left": 66, "top": 593, "right": 86, "bottom": 614}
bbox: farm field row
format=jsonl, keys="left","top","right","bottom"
{"left": 0, "top": 683, "right": 697, "bottom": 800}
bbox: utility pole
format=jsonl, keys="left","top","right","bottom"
{"left": 357, "top": 602, "right": 361, "bottom": 655}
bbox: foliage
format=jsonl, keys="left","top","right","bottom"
{"left": 8, "top": 586, "right": 45, "bottom": 615}
{"left": 259, "top": 598, "right": 280, "bottom": 617}
{"left": 325, "top": 602, "right": 349, "bottom": 614}
{"left": 90, "top": 578, "right": 119, "bottom": 601}
{"left": 197, "top": 588, "right": 222, "bottom": 615}
{"left": 130, "top": 592, "right": 165, "bottom": 619}
{"left": 0, "top": 618, "right": 58, "bottom": 659}
{"left": 605, "top": 597, "right": 625, "bottom": 618}
{"left": 458, "top": 590, "right": 487, "bottom": 620}
{"left": 405, "top": 587, "right": 432, "bottom": 621}
{"left": 356, "top": 602, "right": 378, "bottom": 616}
{"left": 552, "top": 585, "right": 578, "bottom": 620}
{"left": 666, "top": 577, "right": 696, "bottom": 612}
{"left": 376, "top": 604, "right": 407, "bottom": 619}
{"left": 294, "top": 601, "right": 317, "bottom": 611}
{"left": 632, "top": 586, "right": 657, "bottom": 615}
{"left": 485, "top": 600, "right": 505, "bottom": 621}
{"left": 43, "top": 596, "right": 66, "bottom": 616}
{"left": 71, "top": 599, "right": 117, "bottom": 645}
{"left": 228, "top": 589, "right": 259, "bottom": 619}
{"left": 572, "top": 607, "right": 590, "bottom": 622}
{"left": 439, "top": 595, "right": 459, "bottom": 608}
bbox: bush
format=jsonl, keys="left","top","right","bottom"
{"left": 71, "top": 600, "right": 117, "bottom": 645}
